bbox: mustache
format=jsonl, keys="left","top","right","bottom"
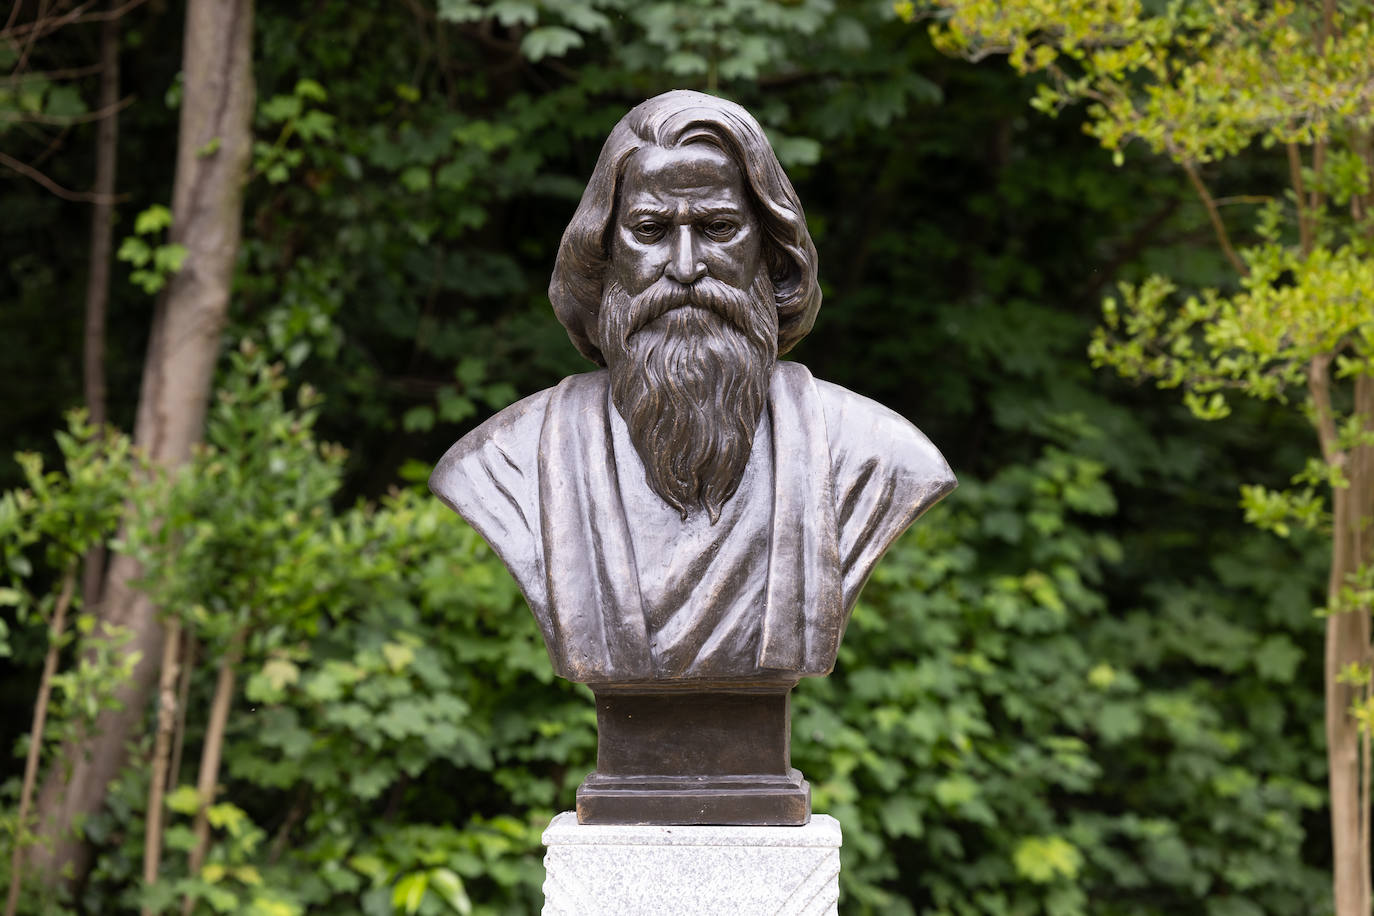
{"left": 617, "top": 276, "right": 761, "bottom": 339}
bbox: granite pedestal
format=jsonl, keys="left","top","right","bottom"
{"left": 541, "top": 811, "right": 841, "bottom": 915}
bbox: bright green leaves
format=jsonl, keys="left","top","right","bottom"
{"left": 391, "top": 867, "right": 472, "bottom": 915}
{"left": 1014, "top": 835, "right": 1084, "bottom": 884}
{"left": 926, "top": 0, "right": 1374, "bottom": 166}
{"left": 134, "top": 203, "right": 173, "bottom": 235}
{"left": 118, "top": 204, "right": 188, "bottom": 294}
{"left": 0, "top": 409, "right": 139, "bottom": 663}
{"left": 1092, "top": 233, "right": 1374, "bottom": 554}
{"left": 254, "top": 79, "right": 336, "bottom": 185}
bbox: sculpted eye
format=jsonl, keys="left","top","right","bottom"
{"left": 703, "top": 219, "right": 737, "bottom": 241}
{"left": 632, "top": 221, "right": 665, "bottom": 243}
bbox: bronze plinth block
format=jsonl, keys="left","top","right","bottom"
{"left": 576, "top": 684, "right": 810, "bottom": 825}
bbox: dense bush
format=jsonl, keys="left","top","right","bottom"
{"left": 0, "top": 1, "right": 1341, "bottom": 913}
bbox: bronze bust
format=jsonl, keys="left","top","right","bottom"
{"left": 431, "top": 90, "right": 954, "bottom": 825}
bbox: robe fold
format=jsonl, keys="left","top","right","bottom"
{"left": 430, "top": 361, "right": 955, "bottom": 684}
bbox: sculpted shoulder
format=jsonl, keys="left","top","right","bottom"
{"left": 429, "top": 385, "right": 553, "bottom": 516}
{"left": 811, "top": 376, "right": 957, "bottom": 500}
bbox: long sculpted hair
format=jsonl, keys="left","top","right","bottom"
{"left": 548, "top": 90, "right": 822, "bottom": 367}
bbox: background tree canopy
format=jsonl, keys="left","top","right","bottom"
{"left": 0, "top": 1, "right": 1348, "bottom": 914}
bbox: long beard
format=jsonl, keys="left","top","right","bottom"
{"left": 599, "top": 273, "right": 778, "bottom": 523}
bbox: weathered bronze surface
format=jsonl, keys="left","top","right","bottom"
{"left": 430, "top": 90, "right": 955, "bottom": 825}
{"left": 578, "top": 682, "right": 808, "bottom": 825}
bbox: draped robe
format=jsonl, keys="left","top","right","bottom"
{"left": 430, "top": 361, "right": 955, "bottom": 684}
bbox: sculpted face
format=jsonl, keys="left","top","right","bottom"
{"left": 597, "top": 141, "right": 779, "bottom": 523}
{"left": 609, "top": 144, "right": 763, "bottom": 300}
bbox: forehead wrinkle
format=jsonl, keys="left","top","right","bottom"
{"left": 622, "top": 187, "right": 747, "bottom": 216}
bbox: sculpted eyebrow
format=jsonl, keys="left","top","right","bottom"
{"left": 623, "top": 206, "right": 672, "bottom": 221}
{"left": 623, "top": 204, "right": 744, "bottom": 221}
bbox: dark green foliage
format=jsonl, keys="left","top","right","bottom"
{"left": 0, "top": 1, "right": 1337, "bottom": 913}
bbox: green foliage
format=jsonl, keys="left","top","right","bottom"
{"left": 117, "top": 204, "right": 188, "bottom": 295}
{"left": 921, "top": 0, "right": 1374, "bottom": 166}
{"left": 796, "top": 443, "right": 1327, "bottom": 913}
{"left": 0, "top": 1, "right": 1348, "bottom": 913}
{"left": 31, "top": 344, "right": 582, "bottom": 913}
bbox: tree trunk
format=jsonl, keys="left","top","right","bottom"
{"left": 1329, "top": 372, "right": 1374, "bottom": 916}
{"left": 82, "top": 6, "right": 118, "bottom": 435}
{"left": 81, "top": 3, "right": 120, "bottom": 626}
{"left": 28, "top": 0, "right": 256, "bottom": 885}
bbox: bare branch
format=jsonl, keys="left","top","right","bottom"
{"left": 1180, "top": 160, "right": 1248, "bottom": 276}
{"left": 1287, "top": 142, "right": 1313, "bottom": 254}
{"left": 0, "top": 149, "right": 124, "bottom": 202}
{"left": 0, "top": 0, "right": 147, "bottom": 42}
{"left": 3, "top": 566, "right": 77, "bottom": 916}
{"left": 0, "top": 62, "right": 103, "bottom": 84}
{"left": 0, "top": 93, "right": 132, "bottom": 125}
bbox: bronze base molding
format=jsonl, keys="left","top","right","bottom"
{"left": 575, "top": 683, "right": 811, "bottom": 826}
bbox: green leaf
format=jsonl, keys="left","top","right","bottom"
{"left": 428, "top": 868, "right": 472, "bottom": 915}
{"left": 382, "top": 642, "right": 415, "bottom": 673}
{"left": 167, "top": 785, "right": 202, "bottom": 815}
{"left": 1013, "top": 835, "right": 1083, "bottom": 884}
{"left": 1096, "top": 701, "right": 1143, "bottom": 743}
{"left": 262, "top": 657, "right": 300, "bottom": 691}
{"left": 399, "top": 165, "right": 431, "bottom": 192}
{"left": 294, "top": 78, "right": 327, "bottom": 102}
{"left": 932, "top": 775, "right": 979, "bottom": 808}
{"left": 1254, "top": 635, "right": 1302, "bottom": 683}
{"left": 134, "top": 205, "right": 173, "bottom": 235}
{"left": 489, "top": 0, "right": 537, "bottom": 28}
{"left": 454, "top": 357, "right": 486, "bottom": 386}
{"left": 436, "top": 0, "right": 483, "bottom": 23}
{"left": 402, "top": 406, "right": 435, "bottom": 432}
{"left": 521, "top": 26, "right": 584, "bottom": 62}
{"left": 43, "top": 85, "right": 87, "bottom": 118}
{"left": 392, "top": 872, "right": 428, "bottom": 914}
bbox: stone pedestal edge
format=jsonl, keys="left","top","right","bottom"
{"left": 541, "top": 812, "right": 842, "bottom": 915}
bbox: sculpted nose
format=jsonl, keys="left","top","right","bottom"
{"left": 664, "top": 225, "right": 707, "bottom": 284}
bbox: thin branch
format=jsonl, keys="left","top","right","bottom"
{"left": 1287, "top": 142, "right": 1313, "bottom": 255}
{"left": 0, "top": 149, "right": 125, "bottom": 202}
{"left": 1211, "top": 195, "right": 1274, "bottom": 207}
{"left": 4, "top": 566, "right": 77, "bottom": 916}
{"left": 167, "top": 632, "right": 196, "bottom": 791}
{"left": 0, "top": 92, "right": 133, "bottom": 126}
{"left": 0, "top": 0, "right": 146, "bottom": 41}
{"left": 10, "top": 0, "right": 68, "bottom": 58}
{"left": 5, "top": 0, "right": 24, "bottom": 34}
{"left": 0, "top": 61, "right": 104, "bottom": 84}
{"left": 142, "top": 618, "right": 181, "bottom": 915}
{"left": 183, "top": 629, "right": 245, "bottom": 912}
{"left": 13, "top": 0, "right": 55, "bottom": 75}
{"left": 1180, "top": 160, "right": 1248, "bottom": 276}
{"left": 1076, "top": 198, "right": 1180, "bottom": 301}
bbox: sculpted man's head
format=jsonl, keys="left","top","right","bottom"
{"left": 549, "top": 91, "right": 822, "bottom": 522}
